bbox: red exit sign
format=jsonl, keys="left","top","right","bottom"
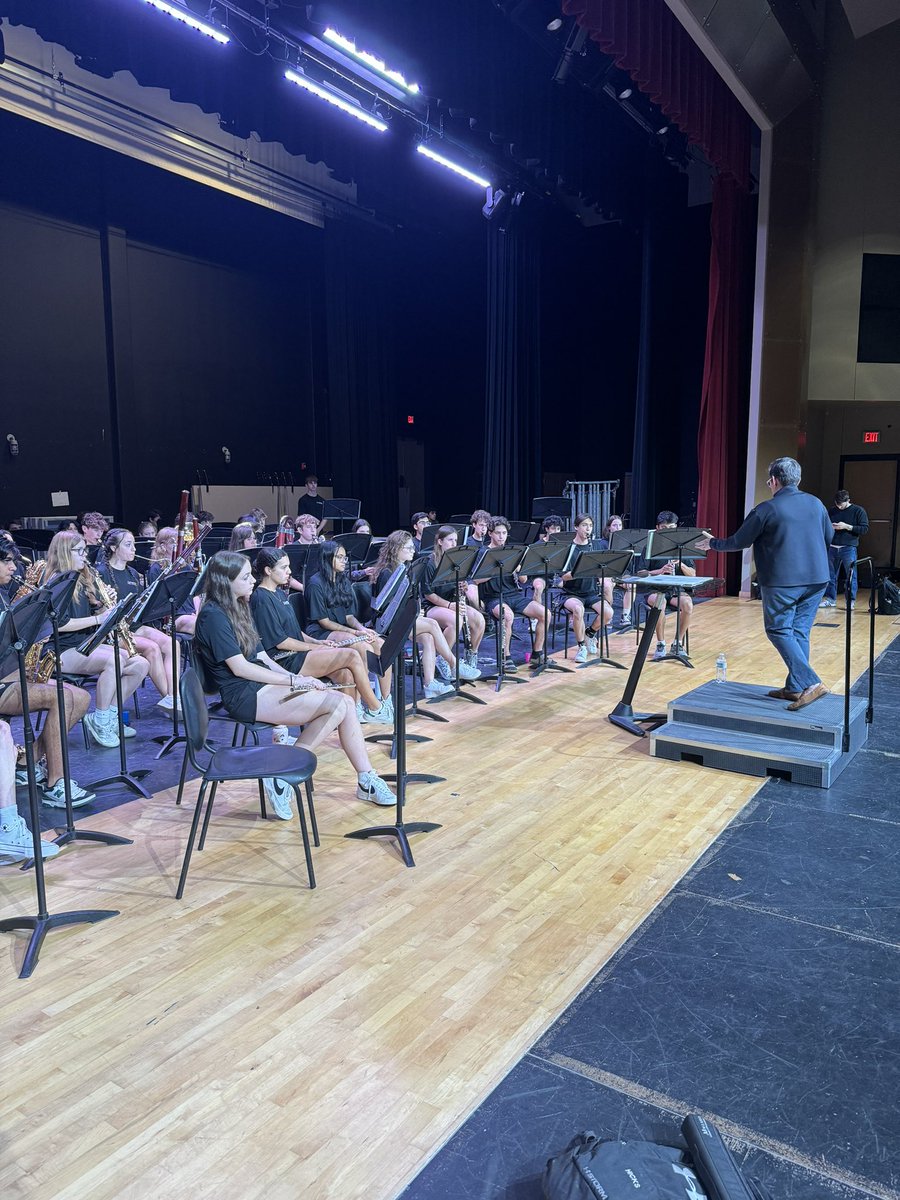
{"left": 863, "top": 430, "right": 880, "bottom": 444}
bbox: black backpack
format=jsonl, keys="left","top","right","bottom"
{"left": 877, "top": 578, "right": 900, "bottom": 615}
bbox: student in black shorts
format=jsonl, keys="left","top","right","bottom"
{"left": 560, "top": 513, "right": 614, "bottom": 663}
{"left": 250, "top": 548, "right": 391, "bottom": 725}
{"left": 638, "top": 511, "right": 695, "bottom": 660}
{"left": 422, "top": 526, "right": 486, "bottom": 669}
{"left": 305, "top": 541, "right": 393, "bottom": 710}
{"left": 194, "top": 552, "right": 396, "bottom": 813}
{"left": 474, "top": 516, "right": 546, "bottom": 672}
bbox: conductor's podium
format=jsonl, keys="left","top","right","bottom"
{"left": 650, "top": 680, "right": 868, "bottom": 789}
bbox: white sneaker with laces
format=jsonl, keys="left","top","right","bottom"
{"left": 458, "top": 660, "right": 481, "bottom": 681}
{"left": 423, "top": 679, "right": 453, "bottom": 698}
{"left": 15, "top": 760, "right": 48, "bottom": 787}
{"left": 575, "top": 644, "right": 588, "bottom": 664}
{"left": 84, "top": 711, "right": 119, "bottom": 748}
{"left": 356, "top": 771, "right": 396, "bottom": 807}
{"left": 361, "top": 700, "right": 393, "bottom": 724}
{"left": 0, "top": 812, "right": 60, "bottom": 861}
{"left": 586, "top": 635, "right": 599, "bottom": 655}
{"left": 435, "top": 657, "right": 454, "bottom": 682}
{"left": 263, "top": 777, "right": 293, "bottom": 820}
{"left": 652, "top": 642, "right": 667, "bottom": 661}
{"left": 464, "top": 649, "right": 479, "bottom": 669}
{"left": 42, "top": 779, "right": 96, "bottom": 809}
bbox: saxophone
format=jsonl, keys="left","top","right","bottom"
{"left": 90, "top": 567, "right": 139, "bottom": 656}
{"left": 12, "top": 561, "right": 58, "bottom": 684}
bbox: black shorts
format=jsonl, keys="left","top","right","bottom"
{"left": 562, "top": 590, "right": 605, "bottom": 610}
{"left": 273, "top": 649, "right": 310, "bottom": 672}
{"left": 490, "top": 591, "right": 530, "bottom": 616}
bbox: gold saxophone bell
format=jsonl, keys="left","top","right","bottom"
{"left": 90, "top": 567, "right": 140, "bottom": 657}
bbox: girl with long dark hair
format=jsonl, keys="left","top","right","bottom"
{"left": 422, "top": 525, "right": 485, "bottom": 669}
{"left": 250, "top": 549, "right": 391, "bottom": 724}
{"left": 195, "top": 551, "right": 395, "bottom": 813}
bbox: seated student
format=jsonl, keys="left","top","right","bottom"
{"left": 559, "top": 513, "right": 613, "bottom": 663}
{"left": 43, "top": 531, "right": 150, "bottom": 748}
{"left": 194, "top": 551, "right": 395, "bottom": 813}
{"left": 146, "top": 527, "right": 200, "bottom": 635}
{"left": 249, "top": 548, "right": 391, "bottom": 726}
{"left": 538, "top": 515, "right": 564, "bottom": 542}
{"left": 410, "top": 512, "right": 429, "bottom": 552}
{"left": 99, "top": 528, "right": 179, "bottom": 712}
{"left": 422, "top": 526, "right": 486, "bottom": 670}
{"left": 466, "top": 510, "right": 490, "bottom": 549}
{"left": 0, "top": 548, "right": 95, "bottom": 809}
{"left": 294, "top": 514, "right": 324, "bottom": 545}
{"left": 601, "top": 515, "right": 634, "bottom": 631}
{"left": 1, "top": 721, "right": 60, "bottom": 861}
{"left": 639, "top": 511, "right": 695, "bottom": 660}
{"left": 372, "top": 533, "right": 481, "bottom": 697}
{"left": 79, "top": 512, "right": 108, "bottom": 566}
{"left": 351, "top": 519, "right": 371, "bottom": 536}
{"left": 305, "top": 541, "right": 393, "bottom": 706}
{"left": 228, "top": 522, "right": 257, "bottom": 551}
{"left": 474, "top": 517, "right": 546, "bottom": 672}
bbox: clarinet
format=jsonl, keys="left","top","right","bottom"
{"left": 458, "top": 581, "right": 472, "bottom": 650}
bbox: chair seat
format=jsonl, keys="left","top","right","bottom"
{"left": 207, "top": 744, "right": 317, "bottom": 783}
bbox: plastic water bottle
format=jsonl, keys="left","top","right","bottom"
{"left": 715, "top": 653, "right": 727, "bottom": 683}
{"left": 122, "top": 709, "right": 131, "bottom": 726}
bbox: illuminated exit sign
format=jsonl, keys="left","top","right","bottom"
{"left": 863, "top": 430, "right": 880, "bottom": 444}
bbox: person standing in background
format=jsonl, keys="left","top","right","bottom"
{"left": 821, "top": 489, "right": 869, "bottom": 610}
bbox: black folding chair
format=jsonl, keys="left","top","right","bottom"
{"left": 175, "top": 668, "right": 318, "bottom": 898}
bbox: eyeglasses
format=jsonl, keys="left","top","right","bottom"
{"left": 72, "top": 546, "right": 86, "bottom": 555}
{"left": 333, "top": 552, "right": 348, "bottom": 561}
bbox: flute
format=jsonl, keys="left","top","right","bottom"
{"left": 280, "top": 682, "right": 354, "bottom": 702}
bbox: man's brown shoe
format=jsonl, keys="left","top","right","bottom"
{"left": 787, "top": 683, "right": 829, "bottom": 711}
{"left": 767, "top": 688, "right": 800, "bottom": 701}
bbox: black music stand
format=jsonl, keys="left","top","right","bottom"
{"left": 0, "top": 593, "right": 118, "bottom": 978}
{"left": 531, "top": 496, "right": 569, "bottom": 523}
{"left": 607, "top": 591, "right": 668, "bottom": 738}
{"left": 420, "top": 523, "right": 466, "bottom": 554}
{"left": 518, "top": 541, "right": 576, "bottom": 676}
{"left": 323, "top": 498, "right": 361, "bottom": 535}
{"left": 333, "top": 532, "right": 372, "bottom": 574}
{"left": 646, "top": 527, "right": 708, "bottom": 668}
{"left": 473, "top": 545, "right": 530, "bottom": 690}
{"left": 508, "top": 520, "right": 539, "bottom": 545}
{"left": 134, "top": 571, "right": 197, "bottom": 759}
{"left": 610, "top": 529, "right": 650, "bottom": 639}
{"left": 345, "top": 591, "right": 441, "bottom": 868}
{"left": 565, "top": 548, "right": 633, "bottom": 670}
{"left": 430, "top": 546, "right": 489, "bottom": 705}
{"left": 80, "top": 597, "right": 153, "bottom": 799}
{"left": 362, "top": 588, "right": 445, "bottom": 787}
{"left": 38, "top": 573, "right": 133, "bottom": 856}
{"left": 285, "top": 543, "right": 323, "bottom": 593}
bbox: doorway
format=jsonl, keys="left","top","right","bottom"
{"left": 839, "top": 455, "right": 900, "bottom": 568}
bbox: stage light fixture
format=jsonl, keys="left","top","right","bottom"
{"left": 546, "top": 18, "right": 564, "bottom": 32}
{"left": 323, "top": 28, "right": 420, "bottom": 95}
{"left": 139, "top": 0, "right": 230, "bottom": 44}
{"left": 284, "top": 70, "right": 388, "bottom": 131}
{"left": 416, "top": 144, "right": 491, "bottom": 189}
{"left": 618, "top": 86, "right": 633, "bottom": 99}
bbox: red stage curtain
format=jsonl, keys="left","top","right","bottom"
{"left": 564, "top": 0, "right": 754, "bottom": 592}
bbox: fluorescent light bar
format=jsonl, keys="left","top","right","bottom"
{"left": 416, "top": 144, "right": 491, "bottom": 189}
{"left": 140, "top": 0, "right": 230, "bottom": 44}
{"left": 284, "top": 70, "right": 388, "bottom": 131}
{"left": 323, "top": 28, "right": 420, "bottom": 95}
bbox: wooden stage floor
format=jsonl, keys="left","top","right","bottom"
{"left": 2, "top": 597, "right": 893, "bottom": 1199}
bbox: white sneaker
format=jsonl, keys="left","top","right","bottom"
{"left": 0, "top": 812, "right": 60, "bottom": 861}
{"left": 423, "top": 679, "right": 453, "bottom": 698}
{"left": 458, "top": 660, "right": 481, "bottom": 681}
{"left": 111, "top": 708, "right": 137, "bottom": 738}
{"left": 435, "top": 656, "right": 454, "bottom": 682}
{"left": 464, "top": 649, "right": 479, "bottom": 669}
{"left": 356, "top": 771, "right": 396, "bottom": 807}
{"left": 272, "top": 725, "right": 297, "bottom": 746}
{"left": 652, "top": 642, "right": 667, "bottom": 661}
{"left": 84, "top": 711, "right": 119, "bottom": 748}
{"left": 575, "top": 644, "right": 588, "bottom": 664}
{"left": 42, "top": 779, "right": 96, "bottom": 809}
{"left": 263, "top": 777, "right": 293, "bottom": 820}
{"left": 360, "top": 700, "right": 393, "bottom": 724}
{"left": 156, "top": 694, "right": 174, "bottom": 710}
{"left": 586, "top": 635, "right": 599, "bottom": 656}
{"left": 15, "top": 760, "right": 48, "bottom": 787}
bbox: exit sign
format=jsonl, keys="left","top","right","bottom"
{"left": 863, "top": 430, "right": 880, "bottom": 444}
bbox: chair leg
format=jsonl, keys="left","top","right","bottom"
{"left": 175, "top": 747, "right": 190, "bottom": 806}
{"left": 293, "top": 784, "right": 316, "bottom": 889}
{"left": 197, "top": 781, "right": 218, "bottom": 851}
{"left": 258, "top": 779, "right": 267, "bottom": 820}
{"left": 82, "top": 719, "right": 90, "bottom": 750}
{"left": 132, "top": 689, "right": 141, "bottom": 720}
{"left": 305, "top": 779, "right": 319, "bottom": 847}
{"left": 176, "top": 778, "right": 209, "bottom": 899}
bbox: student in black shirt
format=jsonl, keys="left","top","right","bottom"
{"left": 372, "top": 532, "right": 481, "bottom": 696}
{"left": 43, "top": 531, "right": 150, "bottom": 749}
{"left": 195, "top": 552, "right": 396, "bottom": 812}
{"left": 466, "top": 509, "right": 490, "bottom": 549}
{"left": 146, "top": 526, "right": 200, "bottom": 634}
{"left": 411, "top": 512, "right": 429, "bottom": 552}
{"left": 100, "top": 528, "right": 178, "bottom": 712}
{"left": 822, "top": 489, "right": 869, "bottom": 609}
{"left": 422, "top": 526, "right": 485, "bottom": 669}
{"left": 296, "top": 474, "right": 326, "bottom": 534}
{"left": 559, "top": 513, "right": 614, "bottom": 664}
{"left": 638, "top": 511, "right": 696, "bottom": 660}
{"left": 250, "top": 548, "right": 391, "bottom": 724}
{"left": 474, "top": 516, "right": 546, "bottom": 672}
{"left": 305, "top": 541, "right": 394, "bottom": 710}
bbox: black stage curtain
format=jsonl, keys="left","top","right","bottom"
{"left": 323, "top": 219, "right": 398, "bottom": 533}
{"left": 482, "top": 223, "right": 542, "bottom": 520}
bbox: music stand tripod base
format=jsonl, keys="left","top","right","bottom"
{"left": 608, "top": 702, "right": 667, "bottom": 737}
{"left": 344, "top": 819, "right": 442, "bottom": 869}
{"left": 0, "top": 909, "right": 119, "bottom": 980}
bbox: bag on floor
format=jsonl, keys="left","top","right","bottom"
{"left": 542, "top": 1132, "right": 706, "bottom": 1200}
{"left": 876, "top": 578, "right": 900, "bottom": 615}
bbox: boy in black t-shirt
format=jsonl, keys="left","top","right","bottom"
{"left": 474, "top": 517, "right": 545, "bottom": 672}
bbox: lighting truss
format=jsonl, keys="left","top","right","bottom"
{"left": 139, "top": 0, "right": 230, "bottom": 44}
{"left": 323, "top": 28, "right": 420, "bottom": 95}
{"left": 416, "top": 144, "right": 491, "bottom": 189}
{"left": 284, "top": 70, "right": 388, "bottom": 132}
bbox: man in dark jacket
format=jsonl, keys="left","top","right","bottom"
{"left": 821, "top": 489, "right": 869, "bottom": 609}
{"left": 696, "top": 457, "right": 832, "bottom": 710}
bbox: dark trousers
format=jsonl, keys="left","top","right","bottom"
{"left": 760, "top": 584, "right": 826, "bottom": 693}
{"left": 825, "top": 545, "right": 858, "bottom": 603}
